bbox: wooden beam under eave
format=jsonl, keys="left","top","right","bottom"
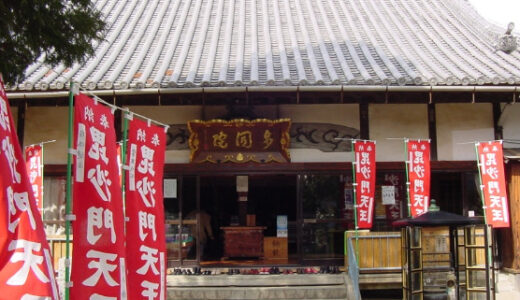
{"left": 44, "top": 161, "right": 477, "bottom": 176}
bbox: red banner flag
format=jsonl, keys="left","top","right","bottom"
{"left": 407, "top": 140, "right": 431, "bottom": 217}
{"left": 25, "top": 144, "right": 44, "bottom": 216}
{"left": 477, "top": 141, "right": 510, "bottom": 228}
{"left": 0, "top": 79, "right": 59, "bottom": 298}
{"left": 354, "top": 140, "right": 376, "bottom": 229}
{"left": 125, "top": 117, "right": 167, "bottom": 299}
{"left": 71, "top": 93, "right": 127, "bottom": 299}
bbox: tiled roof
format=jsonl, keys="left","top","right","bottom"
{"left": 13, "top": 0, "right": 520, "bottom": 91}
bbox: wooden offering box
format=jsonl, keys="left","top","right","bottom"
{"left": 221, "top": 226, "right": 266, "bottom": 258}
{"left": 264, "top": 237, "right": 288, "bottom": 260}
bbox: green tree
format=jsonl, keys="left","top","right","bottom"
{"left": 0, "top": 0, "right": 105, "bottom": 84}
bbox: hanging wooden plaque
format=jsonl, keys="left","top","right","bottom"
{"left": 188, "top": 119, "right": 291, "bottom": 163}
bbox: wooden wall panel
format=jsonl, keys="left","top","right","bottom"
{"left": 503, "top": 163, "right": 520, "bottom": 271}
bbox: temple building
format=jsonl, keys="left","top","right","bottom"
{"left": 6, "top": 0, "right": 520, "bottom": 297}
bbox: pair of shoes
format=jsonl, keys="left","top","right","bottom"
{"left": 269, "top": 267, "right": 281, "bottom": 274}
{"left": 304, "top": 267, "right": 317, "bottom": 274}
{"left": 173, "top": 268, "right": 182, "bottom": 275}
{"left": 202, "top": 270, "right": 212, "bottom": 275}
{"left": 320, "top": 266, "right": 335, "bottom": 274}
{"left": 259, "top": 267, "right": 270, "bottom": 275}
{"left": 192, "top": 267, "right": 202, "bottom": 275}
{"left": 227, "top": 268, "right": 240, "bottom": 275}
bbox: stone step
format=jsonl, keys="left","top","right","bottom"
{"left": 496, "top": 271, "right": 520, "bottom": 293}
{"left": 167, "top": 273, "right": 355, "bottom": 300}
{"left": 359, "top": 273, "right": 401, "bottom": 290}
{"left": 167, "top": 285, "right": 348, "bottom": 300}
{"left": 168, "top": 273, "right": 346, "bottom": 287}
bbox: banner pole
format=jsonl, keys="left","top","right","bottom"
{"left": 24, "top": 139, "right": 57, "bottom": 148}
{"left": 474, "top": 142, "right": 488, "bottom": 225}
{"left": 121, "top": 112, "right": 129, "bottom": 224}
{"left": 404, "top": 139, "right": 411, "bottom": 217}
{"left": 474, "top": 142, "right": 495, "bottom": 294}
{"left": 64, "top": 83, "right": 74, "bottom": 300}
{"left": 120, "top": 113, "right": 129, "bottom": 300}
{"left": 76, "top": 87, "right": 169, "bottom": 128}
{"left": 351, "top": 140, "right": 359, "bottom": 263}
{"left": 41, "top": 143, "right": 45, "bottom": 220}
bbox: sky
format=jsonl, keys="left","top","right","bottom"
{"left": 469, "top": 0, "right": 520, "bottom": 31}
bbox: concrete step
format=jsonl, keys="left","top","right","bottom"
{"left": 167, "top": 273, "right": 355, "bottom": 300}
{"left": 359, "top": 273, "right": 401, "bottom": 290}
{"left": 496, "top": 271, "right": 520, "bottom": 293}
{"left": 168, "top": 273, "right": 346, "bottom": 287}
{"left": 167, "top": 286, "right": 347, "bottom": 299}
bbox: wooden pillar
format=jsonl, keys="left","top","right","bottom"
{"left": 503, "top": 162, "right": 520, "bottom": 271}
{"left": 359, "top": 102, "right": 369, "bottom": 140}
{"left": 114, "top": 96, "right": 122, "bottom": 142}
{"left": 428, "top": 103, "right": 438, "bottom": 161}
{"left": 492, "top": 102, "right": 503, "bottom": 140}
{"left": 16, "top": 100, "right": 26, "bottom": 147}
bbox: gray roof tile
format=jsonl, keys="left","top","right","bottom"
{"left": 13, "top": 0, "right": 520, "bottom": 91}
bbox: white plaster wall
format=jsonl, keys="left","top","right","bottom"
{"left": 203, "top": 106, "right": 228, "bottom": 119}
{"left": 280, "top": 104, "right": 359, "bottom": 162}
{"left": 369, "top": 104, "right": 429, "bottom": 162}
{"left": 436, "top": 103, "right": 494, "bottom": 161}
{"left": 164, "top": 103, "right": 360, "bottom": 163}
{"left": 126, "top": 105, "right": 202, "bottom": 124}
{"left": 199, "top": 105, "right": 282, "bottom": 120}
{"left": 499, "top": 103, "right": 520, "bottom": 146}
{"left": 279, "top": 104, "right": 359, "bottom": 128}
{"left": 289, "top": 148, "right": 352, "bottom": 162}
{"left": 32, "top": 103, "right": 499, "bottom": 164}
{"left": 23, "top": 105, "right": 203, "bottom": 164}
{"left": 22, "top": 102, "right": 496, "bottom": 164}
{"left": 201, "top": 104, "right": 360, "bottom": 126}
{"left": 126, "top": 106, "right": 201, "bottom": 163}
{"left": 129, "top": 105, "right": 356, "bottom": 163}
{"left": 24, "top": 107, "right": 69, "bottom": 164}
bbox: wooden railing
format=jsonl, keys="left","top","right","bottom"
{"left": 344, "top": 227, "right": 487, "bottom": 274}
{"left": 47, "top": 236, "right": 69, "bottom": 270}
{"left": 344, "top": 231, "right": 402, "bottom": 272}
